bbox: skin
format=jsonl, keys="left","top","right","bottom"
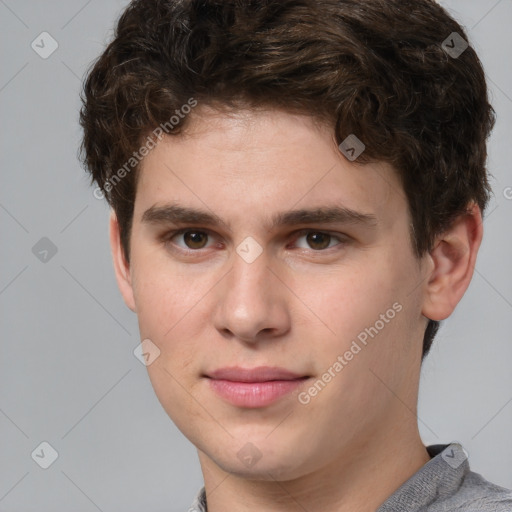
{"left": 109, "top": 106, "right": 483, "bottom": 512}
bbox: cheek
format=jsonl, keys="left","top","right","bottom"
{"left": 130, "top": 255, "right": 201, "bottom": 367}
{"left": 132, "top": 261, "right": 205, "bottom": 424}
{"left": 131, "top": 244, "right": 195, "bottom": 329}
{"left": 303, "top": 263, "right": 398, "bottom": 339}
{"left": 298, "top": 252, "right": 416, "bottom": 382}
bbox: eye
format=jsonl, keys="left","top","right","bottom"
{"left": 163, "top": 228, "right": 215, "bottom": 251}
{"left": 292, "top": 230, "right": 346, "bottom": 251}
{"left": 161, "top": 228, "right": 347, "bottom": 254}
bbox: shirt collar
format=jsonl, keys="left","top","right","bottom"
{"left": 376, "top": 442, "right": 469, "bottom": 511}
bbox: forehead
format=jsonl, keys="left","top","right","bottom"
{"left": 134, "top": 107, "right": 407, "bottom": 230}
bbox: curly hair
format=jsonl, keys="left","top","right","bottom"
{"left": 79, "top": 0, "right": 496, "bottom": 360}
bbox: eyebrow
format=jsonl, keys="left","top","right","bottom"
{"left": 141, "top": 202, "right": 378, "bottom": 232}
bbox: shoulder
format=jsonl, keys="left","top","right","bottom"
{"left": 402, "top": 443, "right": 512, "bottom": 512}
{"left": 443, "top": 470, "right": 512, "bottom": 512}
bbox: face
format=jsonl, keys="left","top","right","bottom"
{"left": 112, "top": 107, "right": 432, "bottom": 480}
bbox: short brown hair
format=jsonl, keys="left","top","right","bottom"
{"left": 79, "top": 0, "right": 496, "bottom": 360}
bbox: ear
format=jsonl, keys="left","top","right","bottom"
{"left": 109, "top": 210, "right": 136, "bottom": 312}
{"left": 421, "top": 203, "right": 483, "bottom": 321}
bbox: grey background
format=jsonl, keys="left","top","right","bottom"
{"left": 0, "top": 0, "right": 511, "bottom": 510}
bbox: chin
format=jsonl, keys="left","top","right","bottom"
{"left": 207, "top": 438, "right": 312, "bottom": 481}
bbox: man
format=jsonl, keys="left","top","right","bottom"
{"left": 79, "top": 0, "right": 512, "bottom": 510}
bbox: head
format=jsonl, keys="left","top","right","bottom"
{"left": 79, "top": 0, "right": 494, "bottom": 481}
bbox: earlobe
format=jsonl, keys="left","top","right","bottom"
{"left": 421, "top": 203, "right": 483, "bottom": 321}
{"left": 109, "top": 210, "right": 137, "bottom": 312}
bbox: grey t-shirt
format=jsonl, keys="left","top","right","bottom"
{"left": 187, "top": 443, "right": 512, "bottom": 511}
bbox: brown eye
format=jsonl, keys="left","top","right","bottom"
{"left": 293, "top": 230, "right": 344, "bottom": 251}
{"left": 181, "top": 231, "right": 209, "bottom": 249}
{"left": 163, "top": 229, "right": 213, "bottom": 251}
{"left": 305, "top": 232, "right": 332, "bottom": 250}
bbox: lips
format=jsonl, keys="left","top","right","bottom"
{"left": 204, "top": 366, "right": 310, "bottom": 408}
{"left": 205, "top": 366, "right": 307, "bottom": 382}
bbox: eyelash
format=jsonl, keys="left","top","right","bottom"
{"left": 160, "top": 228, "right": 348, "bottom": 255}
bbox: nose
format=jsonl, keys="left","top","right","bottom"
{"left": 212, "top": 247, "right": 291, "bottom": 344}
